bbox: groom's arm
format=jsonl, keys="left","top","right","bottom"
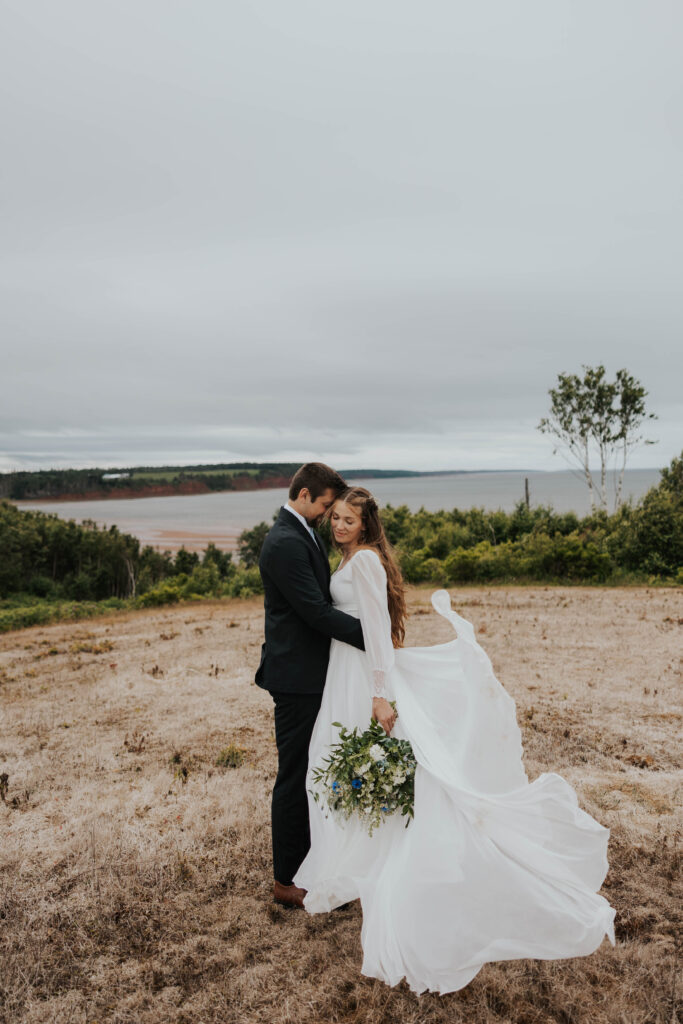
{"left": 264, "top": 541, "right": 365, "bottom": 651}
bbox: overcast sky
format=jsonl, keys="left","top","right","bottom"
{"left": 1, "top": 1, "right": 681, "bottom": 473}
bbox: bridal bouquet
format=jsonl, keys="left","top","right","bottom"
{"left": 310, "top": 710, "right": 417, "bottom": 836}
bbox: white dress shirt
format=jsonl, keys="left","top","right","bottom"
{"left": 283, "top": 502, "right": 319, "bottom": 545}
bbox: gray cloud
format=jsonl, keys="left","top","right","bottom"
{"left": 2, "top": 1, "right": 681, "bottom": 472}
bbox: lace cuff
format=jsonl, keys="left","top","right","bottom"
{"left": 372, "top": 669, "right": 388, "bottom": 698}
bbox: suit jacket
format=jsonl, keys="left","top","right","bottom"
{"left": 255, "top": 507, "right": 365, "bottom": 694}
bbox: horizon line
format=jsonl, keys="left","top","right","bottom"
{"left": 0, "top": 462, "right": 666, "bottom": 476}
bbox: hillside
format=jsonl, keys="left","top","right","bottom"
{"left": 1, "top": 585, "right": 681, "bottom": 1023}
{"left": 0, "top": 464, "right": 300, "bottom": 501}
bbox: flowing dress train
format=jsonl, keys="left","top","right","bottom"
{"left": 294, "top": 549, "right": 616, "bottom": 995}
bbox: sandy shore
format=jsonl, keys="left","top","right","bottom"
{"left": 1, "top": 585, "right": 681, "bottom": 1023}
{"left": 11, "top": 511, "right": 241, "bottom": 554}
{"left": 128, "top": 527, "right": 241, "bottom": 554}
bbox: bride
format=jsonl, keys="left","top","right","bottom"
{"left": 294, "top": 486, "right": 616, "bottom": 995}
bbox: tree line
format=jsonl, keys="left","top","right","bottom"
{"left": 0, "top": 463, "right": 438, "bottom": 501}
{"left": 0, "top": 463, "right": 303, "bottom": 500}
{"left": 0, "top": 450, "right": 680, "bottom": 633}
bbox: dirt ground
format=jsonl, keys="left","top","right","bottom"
{"left": 1, "top": 586, "right": 681, "bottom": 1024}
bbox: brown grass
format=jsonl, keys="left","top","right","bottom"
{"left": 1, "top": 586, "right": 681, "bottom": 1024}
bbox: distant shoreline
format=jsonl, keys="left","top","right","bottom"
{"left": 9, "top": 467, "right": 663, "bottom": 554}
{"left": 7, "top": 466, "right": 663, "bottom": 505}
{"left": 10, "top": 476, "right": 292, "bottom": 505}
{"left": 5, "top": 467, "right": 567, "bottom": 505}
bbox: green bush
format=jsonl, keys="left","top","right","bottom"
{"left": 0, "top": 596, "right": 129, "bottom": 634}
{"left": 179, "top": 563, "right": 223, "bottom": 598}
{"left": 0, "top": 603, "right": 55, "bottom": 633}
{"left": 237, "top": 522, "right": 270, "bottom": 568}
{"left": 1, "top": 453, "right": 679, "bottom": 636}
{"left": 136, "top": 580, "right": 183, "bottom": 608}
{"left": 444, "top": 546, "right": 484, "bottom": 583}
{"left": 29, "top": 575, "right": 59, "bottom": 599}
{"left": 174, "top": 547, "right": 200, "bottom": 575}
{"left": 215, "top": 744, "right": 246, "bottom": 769}
{"left": 226, "top": 566, "right": 264, "bottom": 598}
{"left": 606, "top": 460, "right": 683, "bottom": 576}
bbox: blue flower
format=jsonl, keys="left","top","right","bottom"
{"left": 351, "top": 778, "right": 363, "bottom": 789}
{"left": 331, "top": 781, "right": 341, "bottom": 793}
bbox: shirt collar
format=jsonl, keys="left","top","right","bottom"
{"left": 283, "top": 502, "right": 315, "bottom": 536}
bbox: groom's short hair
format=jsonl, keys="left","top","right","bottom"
{"left": 289, "top": 462, "right": 347, "bottom": 501}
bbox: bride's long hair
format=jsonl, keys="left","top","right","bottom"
{"left": 330, "top": 486, "right": 406, "bottom": 648}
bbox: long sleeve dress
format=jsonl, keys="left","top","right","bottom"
{"left": 294, "top": 548, "right": 615, "bottom": 995}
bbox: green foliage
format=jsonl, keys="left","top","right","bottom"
{"left": 310, "top": 715, "right": 416, "bottom": 836}
{"left": 225, "top": 566, "right": 262, "bottom": 597}
{"left": 215, "top": 744, "right": 246, "bottom": 769}
{"left": 0, "top": 451, "right": 679, "bottom": 634}
{"left": 440, "top": 532, "right": 612, "bottom": 584}
{"left": 136, "top": 547, "right": 175, "bottom": 594}
{"left": 0, "top": 500, "right": 139, "bottom": 600}
{"left": 237, "top": 521, "right": 270, "bottom": 568}
{"left": 606, "top": 453, "right": 683, "bottom": 577}
{"left": 173, "top": 547, "right": 200, "bottom": 575}
{"left": 0, "top": 596, "right": 127, "bottom": 634}
{"left": 658, "top": 453, "right": 683, "bottom": 496}
{"left": 202, "top": 542, "right": 234, "bottom": 578}
{"left": 0, "top": 462, "right": 301, "bottom": 500}
{"left": 135, "top": 580, "right": 183, "bottom": 608}
{"left": 0, "top": 603, "right": 56, "bottom": 632}
{"left": 384, "top": 451, "right": 681, "bottom": 586}
{"left": 134, "top": 564, "right": 263, "bottom": 608}
{"left": 538, "top": 364, "right": 658, "bottom": 511}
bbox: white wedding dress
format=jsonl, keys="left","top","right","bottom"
{"left": 294, "top": 549, "right": 616, "bottom": 995}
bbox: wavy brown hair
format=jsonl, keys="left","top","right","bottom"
{"left": 330, "top": 487, "right": 406, "bottom": 648}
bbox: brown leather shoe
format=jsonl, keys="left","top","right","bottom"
{"left": 273, "top": 880, "right": 307, "bottom": 909}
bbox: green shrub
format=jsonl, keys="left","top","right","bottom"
{"left": 237, "top": 522, "right": 270, "bottom": 568}
{"left": 1, "top": 453, "right": 679, "bottom": 629}
{"left": 0, "top": 597, "right": 130, "bottom": 634}
{"left": 136, "top": 580, "right": 183, "bottom": 608}
{"left": 174, "top": 547, "right": 200, "bottom": 575}
{"left": 444, "top": 546, "right": 483, "bottom": 583}
{"left": 607, "top": 463, "right": 683, "bottom": 576}
{"left": 179, "top": 563, "right": 223, "bottom": 598}
{"left": 226, "top": 566, "right": 264, "bottom": 598}
{"left": 28, "top": 575, "right": 59, "bottom": 599}
{"left": 215, "top": 744, "right": 246, "bottom": 769}
{"left": 0, "top": 604, "right": 55, "bottom": 633}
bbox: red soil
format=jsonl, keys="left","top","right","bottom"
{"left": 15, "top": 475, "right": 292, "bottom": 504}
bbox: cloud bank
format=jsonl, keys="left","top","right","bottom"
{"left": 2, "top": 1, "right": 681, "bottom": 472}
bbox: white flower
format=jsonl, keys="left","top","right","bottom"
{"left": 368, "top": 744, "right": 385, "bottom": 762}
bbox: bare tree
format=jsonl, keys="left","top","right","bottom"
{"left": 538, "top": 365, "right": 657, "bottom": 512}
{"left": 123, "top": 555, "right": 137, "bottom": 599}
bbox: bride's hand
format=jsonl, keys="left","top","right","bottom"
{"left": 372, "top": 697, "right": 396, "bottom": 736}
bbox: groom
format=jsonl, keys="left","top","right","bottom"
{"left": 256, "top": 462, "right": 365, "bottom": 908}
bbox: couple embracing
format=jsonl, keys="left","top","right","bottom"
{"left": 255, "top": 463, "right": 615, "bottom": 995}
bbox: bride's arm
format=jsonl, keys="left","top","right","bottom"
{"left": 350, "top": 550, "right": 396, "bottom": 733}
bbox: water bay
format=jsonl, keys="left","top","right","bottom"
{"left": 14, "top": 468, "right": 661, "bottom": 553}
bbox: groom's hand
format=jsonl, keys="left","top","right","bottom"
{"left": 372, "top": 697, "right": 396, "bottom": 736}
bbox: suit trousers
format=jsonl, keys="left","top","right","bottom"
{"left": 270, "top": 690, "right": 323, "bottom": 886}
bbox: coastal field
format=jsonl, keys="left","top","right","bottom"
{"left": 1, "top": 586, "right": 681, "bottom": 1024}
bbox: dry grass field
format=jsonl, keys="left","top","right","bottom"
{"left": 1, "top": 586, "right": 681, "bottom": 1024}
